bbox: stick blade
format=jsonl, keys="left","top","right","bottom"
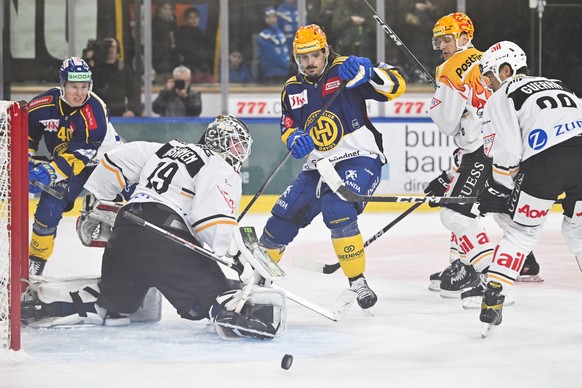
{"left": 331, "top": 289, "right": 357, "bottom": 321}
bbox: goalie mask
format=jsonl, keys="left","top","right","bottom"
{"left": 480, "top": 41, "right": 527, "bottom": 89}
{"left": 59, "top": 57, "right": 93, "bottom": 105}
{"left": 432, "top": 12, "right": 474, "bottom": 51}
{"left": 203, "top": 115, "right": 252, "bottom": 172}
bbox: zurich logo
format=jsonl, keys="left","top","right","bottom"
{"left": 528, "top": 129, "right": 547, "bottom": 150}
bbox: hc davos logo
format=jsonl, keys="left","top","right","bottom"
{"left": 305, "top": 110, "right": 343, "bottom": 151}
{"left": 528, "top": 129, "right": 548, "bottom": 150}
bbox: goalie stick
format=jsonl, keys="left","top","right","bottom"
{"left": 122, "top": 211, "right": 356, "bottom": 322}
{"left": 317, "top": 158, "right": 478, "bottom": 204}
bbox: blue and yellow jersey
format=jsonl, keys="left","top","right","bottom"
{"left": 280, "top": 56, "right": 406, "bottom": 170}
{"left": 28, "top": 88, "right": 110, "bottom": 180}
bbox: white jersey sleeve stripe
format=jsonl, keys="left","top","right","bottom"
{"left": 194, "top": 219, "right": 238, "bottom": 234}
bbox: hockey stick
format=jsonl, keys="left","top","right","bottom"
{"left": 122, "top": 211, "right": 356, "bottom": 322}
{"left": 237, "top": 81, "right": 347, "bottom": 222}
{"left": 294, "top": 201, "right": 424, "bottom": 274}
{"left": 361, "top": 0, "right": 436, "bottom": 87}
{"left": 317, "top": 158, "right": 477, "bottom": 204}
{"left": 31, "top": 180, "right": 66, "bottom": 200}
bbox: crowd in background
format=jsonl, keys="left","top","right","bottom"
{"left": 6, "top": 0, "right": 582, "bottom": 117}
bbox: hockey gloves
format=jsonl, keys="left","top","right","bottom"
{"left": 478, "top": 179, "right": 511, "bottom": 215}
{"left": 286, "top": 129, "right": 314, "bottom": 159}
{"left": 339, "top": 56, "right": 374, "bottom": 89}
{"left": 424, "top": 170, "right": 451, "bottom": 208}
{"left": 29, "top": 162, "right": 56, "bottom": 194}
{"left": 424, "top": 171, "right": 450, "bottom": 197}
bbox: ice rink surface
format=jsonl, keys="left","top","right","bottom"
{"left": 2, "top": 211, "right": 581, "bottom": 388}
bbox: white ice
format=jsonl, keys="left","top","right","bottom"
{"left": 2, "top": 211, "right": 581, "bottom": 388}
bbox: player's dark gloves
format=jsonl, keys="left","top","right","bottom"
{"left": 478, "top": 179, "right": 511, "bottom": 215}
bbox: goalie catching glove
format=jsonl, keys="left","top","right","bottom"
{"left": 76, "top": 193, "right": 123, "bottom": 247}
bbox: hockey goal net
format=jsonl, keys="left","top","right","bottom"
{"left": 0, "top": 101, "right": 28, "bottom": 351}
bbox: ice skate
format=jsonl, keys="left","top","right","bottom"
{"left": 461, "top": 275, "right": 514, "bottom": 310}
{"left": 440, "top": 261, "right": 480, "bottom": 298}
{"left": 480, "top": 281, "right": 505, "bottom": 338}
{"left": 350, "top": 276, "right": 377, "bottom": 310}
{"left": 428, "top": 259, "right": 460, "bottom": 292}
{"left": 516, "top": 253, "right": 543, "bottom": 282}
{"left": 29, "top": 256, "right": 47, "bottom": 277}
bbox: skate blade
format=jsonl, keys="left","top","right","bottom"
{"left": 440, "top": 289, "right": 463, "bottom": 299}
{"left": 481, "top": 323, "right": 496, "bottom": 338}
{"left": 361, "top": 307, "right": 375, "bottom": 317}
{"left": 516, "top": 274, "right": 544, "bottom": 282}
{"left": 428, "top": 280, "right": 441, "bottom": 292}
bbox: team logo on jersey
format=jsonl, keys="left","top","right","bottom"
{"left": 305, "top": 110, "right": 343, "bottom": 151}
{"left": 528, "top": 129, "right": 548, "bottom": 150}
{"left": 40, "top": 119, "right": 60, "bottom": 133}
{"left": 289, "top": 90, "right": 308, "bottom": 110}
{"left": 282, "top": 114, "right": 294, "bottom": 129}
{"left": 483, "top": 133, "right": 495, "bottom": 156}
{"left": 81, "top": 105, "right": 98, "bottom": 130}
{"left": 29, "top": 96, "right": 54, "bottom": 109}
{"left": 322, "top": 77, "right": 341, "bottom": 97}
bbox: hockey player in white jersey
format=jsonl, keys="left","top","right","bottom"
{"left": 476, "top": 41, "right": 582, "bottom": 333}
{"left": 21, "top": 115, "right": 287, "bottom": 340}
{"left": 425, "top": 13, "right": 496, "bottom": 298}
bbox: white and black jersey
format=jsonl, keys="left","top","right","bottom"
{"left": 85, "top": 140, "right": 241, "bottom": 257}
{"left": 482, "top": 75, "right": 582, "bottom": 189}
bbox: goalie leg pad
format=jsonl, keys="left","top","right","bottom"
{"left": 21, "top": 279, "right": 162, "bottom": 328}
{"left": 210, "top": 286, "right": 286, "bottom": 340}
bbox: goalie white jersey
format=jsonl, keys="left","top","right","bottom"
{"left": 85, "top": 140, "right": 242, "bottom": 256}
{"left": 482, "top": 75, "right": 582, "bottom": 189}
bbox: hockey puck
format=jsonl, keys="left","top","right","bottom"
{"left": 281, "top": 354, "right": 293, "bottom": 370}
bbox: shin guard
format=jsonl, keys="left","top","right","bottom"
{"left": 332, "top": 234, "right": 365, "bottom": 278}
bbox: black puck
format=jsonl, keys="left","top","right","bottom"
{"left": 281, "top": 354, "right": 293, "bottom": 370}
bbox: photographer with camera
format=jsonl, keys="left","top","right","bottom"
{"left": 83, "top": 37, "right": 143, "bottom": 117}
{"left": 152, "top": 65, "right": 202, "bottom": 117}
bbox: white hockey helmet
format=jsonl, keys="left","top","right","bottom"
{"left": 480, "top": 41, "right": 527, "bottom": 79}
{"left": 204, "top": 115, "right": 252, "bottom": 172}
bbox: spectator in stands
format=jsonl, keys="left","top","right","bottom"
{"left": 400, "top": 0, "right": 442, "bottom": 83}
{"left": 152, "top": 65, "right": 202, "bottom": 117}
{"left": 256, "top": 6, "right": 291, "bottom": 84}
{"left": 176, "top": 6, "right": 214, "bottom": 83}
{"left": 228, "top": 50, "right": 253, "bottom": 84}
{"left": 331, "top": 0, "right": 375, "bottom": 59}
{"left": 152, "top": 0, "right": 177, "bottom": 84}
{"left": 277, "top": 0, "right": 300, "bottom": 55}
{"left": 86, "top": 37, "right": 143, "bottom": 117}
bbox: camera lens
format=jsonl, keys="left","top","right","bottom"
{"left": 174, "top": 80, "right": 185, "bottom": 89}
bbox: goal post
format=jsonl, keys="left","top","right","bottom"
{"left": 0, "top": 101, "right": 29, "bottom": 351}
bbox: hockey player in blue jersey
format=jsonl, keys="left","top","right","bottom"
{"left": 258, "top": 24, "right": 406, "bottom": 310}
{"left": 28, "top": 57, "right": 118, "bottom": 276}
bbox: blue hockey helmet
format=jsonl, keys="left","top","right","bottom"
{"left": 59, "top": 57, "right": 93, "bottom": 95}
